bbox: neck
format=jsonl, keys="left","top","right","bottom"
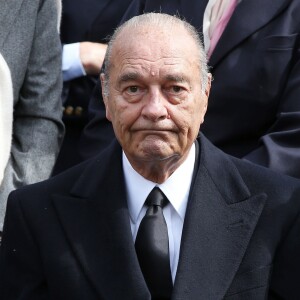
{"left": 126, "top": 153, "right": 190, "bottom": 184}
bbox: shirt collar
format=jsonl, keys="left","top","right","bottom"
{"left": 123, "top": 143, "right": 196, "bottom": 224}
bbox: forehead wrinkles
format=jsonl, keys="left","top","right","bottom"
{"left": 124, "top": 57, "right": 183, "bottom": 64}
{"left": 117, "top": 57, "right": 190, "bottom": 80}
{"left": 113, "top": 25, "right": 197, "bottom": 60}
{"left": 110, "top": 26, "right": 200, "bottom": 78}
{"left": 115, "top": 39, "right": 178, "bottom": 61}
{"left": 123, "top": 57, "right": 184, "bottom": 70}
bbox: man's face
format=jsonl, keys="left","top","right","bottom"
{"left": 102, "top": 26, "right": 210, "bottom": 165}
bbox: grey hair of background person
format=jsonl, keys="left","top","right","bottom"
{"left": 102, "top": 13, "right": 209, "bottom": 96}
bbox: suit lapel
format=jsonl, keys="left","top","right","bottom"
{"left": 173, "top": 135, "right": 267, "bottom": 299}
{"left": 52, "top": 142, "right": 150, "bottom": 300}
{"left": 209, "top": 0, "right": 290, "bottom": 67}
{"left": 0, "top": 0, "right": 24, "bottom": 48}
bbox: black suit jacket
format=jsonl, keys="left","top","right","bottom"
{"left": 81, "top": 0, "right": 300, "bottom": 178}
{"left": 1, "top": 134, "right": 300, "bottom": 299}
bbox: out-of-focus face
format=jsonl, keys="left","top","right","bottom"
{"left": 102, "top": 25, "right": 210, "bottom": 169}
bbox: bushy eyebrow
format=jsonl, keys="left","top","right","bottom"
{"left": 164, "top": 74, "right": 191, "bottom": 84}
{"left": 118, "top": 72, "right": 141, "bottom": 85}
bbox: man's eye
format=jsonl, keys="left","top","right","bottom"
{"left": 126, "top": 86, "right": 139, "bottom": 94}
{"left": 171, "top": 86, "right": 182, "bottom": 93}
{"left": 167, "top": 85, "right": 185, "bottom": 94}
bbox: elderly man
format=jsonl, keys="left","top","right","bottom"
{"left": 1, "top": 13, "right": 300, "bottom": 300}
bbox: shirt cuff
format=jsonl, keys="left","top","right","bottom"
{"left": 62, "top": 43, "right": 86, "bottom": 81}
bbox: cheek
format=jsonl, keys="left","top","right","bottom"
{"left": 198, "top": 100, "right": 208, "bottom": 124}
{"left": 173, "top": 102, "right": 203, "bottom": 137}
{"left": 173, "top": 105, "right": 197, "bottom": 130}
{"left": 111, "top": 102, "right": 141, "bottom": 133}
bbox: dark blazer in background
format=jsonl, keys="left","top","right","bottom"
{"left": 1, "top": 134, "right": 300, "bottom": 299}
{"left": 81, "top": 0, "right": 300, "bottom": 178}
{"left": 53, "top": 0, "right": 132, "bottom": 174}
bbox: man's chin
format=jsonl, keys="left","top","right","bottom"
{"left": 140, "top": 153, "right": 177, "bottom": 162}
{"left": 137, "top": 147, "right": 179, "bottom": 162}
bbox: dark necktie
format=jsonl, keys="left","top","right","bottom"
{"left": 135, "top": 187, "right": 173, "bottom": 300}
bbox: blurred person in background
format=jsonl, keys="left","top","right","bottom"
{"left": 0, "top": 0, "right": 64, "bottom": 234}
{"left": 52, "top": 0, "right": 133, "bottom": 174}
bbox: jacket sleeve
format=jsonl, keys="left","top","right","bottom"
{"left": 243, "top": 35, "right": 300, "bottom": 178}
{"left": 0, "top": 0, "right": 64, "bottom": 229}
{"left": 269, "top": 209, "right": 300, "bottom": 298}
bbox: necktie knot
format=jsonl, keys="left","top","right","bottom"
{"left": 145, "top": 187, "right": 168, "bottom": 208}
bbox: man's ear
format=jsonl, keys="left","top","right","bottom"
{"left": 200, "top": 73, "right": 212, "bottom": 124}
{"left": 203, "top": 73, "right": 212, "bottom": 113}
{"left": 205, "top": 73, "right": 212, "bottom": 98}
{"left": 100, "top": 73, "right": 112, "bottom": 121}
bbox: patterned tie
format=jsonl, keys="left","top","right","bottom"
{"left": 135, "top": 187, "right": 173, "bottom": 300}
{"left": 205, "top": 0, "right": 238, "bottom": 57}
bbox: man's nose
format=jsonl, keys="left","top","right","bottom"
{"left": 141, "top": 88, "right": 168, "bottom": 122}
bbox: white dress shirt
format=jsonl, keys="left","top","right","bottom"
{"left": 123, "top": 143, "right": 196, "bottom": 282}
{"left": 62, "top": 43, "right": 86, "bottom": 81}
